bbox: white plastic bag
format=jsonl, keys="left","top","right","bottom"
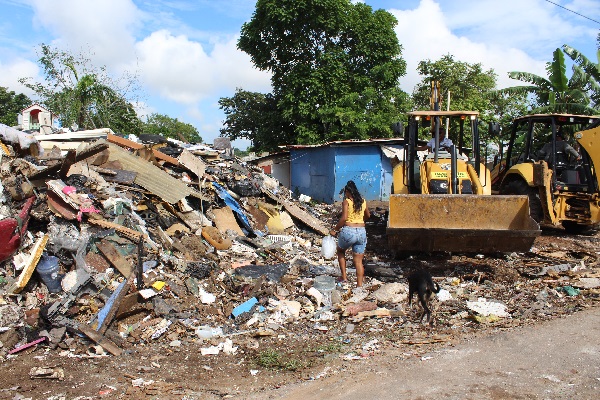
{"left": 321, "top": 235, "right": 336, "bottom": 259}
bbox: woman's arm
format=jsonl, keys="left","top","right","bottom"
{"left": 363, "top": 202, "right": 371, "bottom": 221}
{"left": 330, "top": 199, "right": 349, "bottom": 235}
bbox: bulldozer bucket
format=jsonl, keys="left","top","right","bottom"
{"left": 387, "top": 194, "right": 540, "bottom": 253}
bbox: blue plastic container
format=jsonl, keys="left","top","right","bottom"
{"left": 36, "top": 254, "right": 63, "bottom": 293}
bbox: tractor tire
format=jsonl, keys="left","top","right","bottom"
{"left": 561, "top": 221, "right": 594, "bottom": 235}
{"left": 500, "top": 179, "right": 544, "bottom": 223}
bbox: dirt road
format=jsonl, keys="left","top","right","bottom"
{"left": 248, "top": 306, "right": 600, "bottom": 400}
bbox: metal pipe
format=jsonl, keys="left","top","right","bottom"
{"left": 451, "top": 144, "right": 458, "bottom": 194}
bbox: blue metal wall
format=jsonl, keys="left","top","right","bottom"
{"left": 290, "top": 144, "right": 403, "bottom": 204}
{"left": 333, "top": 146, "right": 383, "bottom": 203}
{"left": 290, "top": 147, "right": 336, "bottom": 203}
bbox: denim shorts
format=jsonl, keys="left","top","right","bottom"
{"left": 337, "top": 226, "right": 367, "bottom": 254}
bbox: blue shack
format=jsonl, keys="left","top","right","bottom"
{"left": 287, "top": 139, "right": 404, "bottom": 204}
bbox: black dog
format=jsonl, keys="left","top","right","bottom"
{"left": 407, "top": 269, "right": 440, "bottom": 325}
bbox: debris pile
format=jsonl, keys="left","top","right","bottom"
{"left": 0, "top": 129, "right": 405, "bottom": 359}
{"left": 0, "top": 125, "right": 599, "bottom": 377}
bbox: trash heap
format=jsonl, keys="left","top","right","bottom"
{"left": 1, "top": 124, "right": 600, "bottom": 366}
{"left": 0, "top": 126, "right": 403, "bottom": 358}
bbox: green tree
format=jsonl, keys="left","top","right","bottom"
{"left": 233, "top": 147, "right": 251, "bottom": 158}
{"left": 0, "top": 87, "right": 31, "bottom": 126}
{"left": 413, "top": 55, "right": 498, "bottom": 114}
{"left": 500, "top": 48, "right": 595, "bottom": 114}
{"left": 562, "top": 40, "right": 600, "bottom": 110}
{"left": 487, "top": 91, "right": 529, "bottom": 156}
{"left": 19, "top": 44, "right": 143, "bottom": 135}
{"left": 236, "top": 0, "right": 409, "bottom": 145}
{"left": 219, "top": 89, "right": 292, "bottom": 152}
{"left": 412, "top": 55, "right": 504, "bottom": 146}
{"left": 143, "top": 113, "right": 202, "bottom": 143}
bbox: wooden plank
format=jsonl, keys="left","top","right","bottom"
{"left": 87, "top": 219, "right": 143, "bottom": 242}
{"left": 261, "top": 189, "right": 329, "bottom": 235}
{"left": 116, "top": 292, "right": 145, "bottom": 318}
{"left": 9, "top": 235, "right": 49, "bottom": 294}
{"left": 107, "top": 133, "right": 180, "bottom": 166}
{"left": 177, "top": 149, "right": 206, "bottom": 178}
{"left": 96, "top": 240, "right": 133, "bottom": 277}
{"left": 78, "top": 324, "right": 122, "bottom": 356}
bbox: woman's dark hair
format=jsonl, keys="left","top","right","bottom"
{"left": 344, "top": 180, "right": 363, "bottom": 213}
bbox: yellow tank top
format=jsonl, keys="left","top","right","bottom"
{"left": 346, "top": 198, "right": 366, "bottom": 224}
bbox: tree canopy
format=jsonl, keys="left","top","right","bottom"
{"left": 223, "top": 0, "right": 409, "bottom": 150}
{"left": 143, "top": 113, "right": 202, "bottom": 143}
{"left": 413, "top": 55, "right": 498, "bottom": 114}
{"left": 0, "top": 87, "right": 30, "bottom": 127}
{"left": 19, "top": 44, "right": 143, "bottom": 136}
{"left": 412, "top": 54, "right": 507, "bottom": 146}
{"left": 219, "top": 89, "right": 291, "bottom": 153}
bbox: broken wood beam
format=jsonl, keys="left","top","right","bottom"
{"left": 261, "top": 189, "right": 329, "bottom": 235}
{"left": 29, "top": 141, "right": 108, "bottom": 180}
{"left": 78, "top": 324, "right": 122, "bottom": 356}
{"left": 96, "top": 240, "right": 134, "bottom": 277}
{"left": 88, "top": 219, "right": 143, "bottom": 242}
{"left": 8, "top": 235, "right": 49, "bottom": 294}
{"left": 107, "top": 133, "right": 180, "bottom": 166}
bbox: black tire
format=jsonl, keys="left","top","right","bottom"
{"left": 561, "top": 221, "right": 593, "bottom": 234}
{"left": 500, "top": 179, "right": 544, "bottom": 222}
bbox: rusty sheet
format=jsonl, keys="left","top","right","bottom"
{"left": 107, "top": 143, "right": 194, "bottom": 204}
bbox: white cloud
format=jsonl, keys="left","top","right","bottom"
{"left": 210, "top": 36, "right": 272, "bottom": 93}
{"left": 29, "top": 0, "right": 141, "bottom": 66}
{"left": 133, "top": 30, "right": 270, "bottom": 104}
{"left": 0, "top": 58, "right": 40, "bottom": 98}
{"left": 389, "top": 0, "right": 548, "bottom": 93}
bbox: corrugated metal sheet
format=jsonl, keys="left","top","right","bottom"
{"left": 286, "top": 138, "right": 404, "bottom": 149}
{"left": 107, "top": 143, "right": 194, "bottom": 204}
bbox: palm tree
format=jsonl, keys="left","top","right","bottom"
{"left": 562, "top": 40, "right": 600, "bottom": 110}
{"left": 500, "top": 48, "right": 596, "bottom": 115}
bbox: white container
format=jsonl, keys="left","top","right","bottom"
{"left": 314, "top": 275, "right": 336, "bottom": 307}
{"left": 195, "top": 326, "right": 223, "bottom": 339}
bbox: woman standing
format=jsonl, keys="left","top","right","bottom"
{"left": 329, "top": 180, "right": 370, "bottom": 287}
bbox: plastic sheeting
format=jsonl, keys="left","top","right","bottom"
{"left": 212, "top": 182, "right": 253, "bottom": 234}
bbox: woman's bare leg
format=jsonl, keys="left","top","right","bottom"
{"left": 337, "top": 246, "right": 347, "bottom": 281}
{"left": 353, "top": 252, "right": 365, "bottom": 287}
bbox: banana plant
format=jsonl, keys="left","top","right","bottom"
{"left": 563, "top": 43, "right": 600, "bottom": 110}
{"left": 499, "top": 48, "right": 595, "bottom": 115}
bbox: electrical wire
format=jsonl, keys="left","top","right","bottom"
{"left": 544, "top": 0, "right": 600, "bottom": 25}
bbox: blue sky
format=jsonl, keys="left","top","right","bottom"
{"left": 0, "top": 0, "right": 598, "bottom": 149}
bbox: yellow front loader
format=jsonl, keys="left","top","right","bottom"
{"left": 492, "top": 114, "right": 600, "bottom": 233}
{"left": 387, "top": 110, "right": 540, "bottom": 253}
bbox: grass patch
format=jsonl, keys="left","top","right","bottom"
{"left": 316, "top": 342, "right": 344, "bottom": 353}
{"left": 255, "top": 349, "right": 308, "bottom": 371}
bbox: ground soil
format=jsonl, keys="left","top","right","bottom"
{"left": 1, "top": 202, "right": 599, "bottom": 399}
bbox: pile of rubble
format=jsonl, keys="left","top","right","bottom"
{"left": 1, "top": 122, "right": 600, "bottom": 372}
{"left": 0, "top": 125, "right": 407, "bottom": 359}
